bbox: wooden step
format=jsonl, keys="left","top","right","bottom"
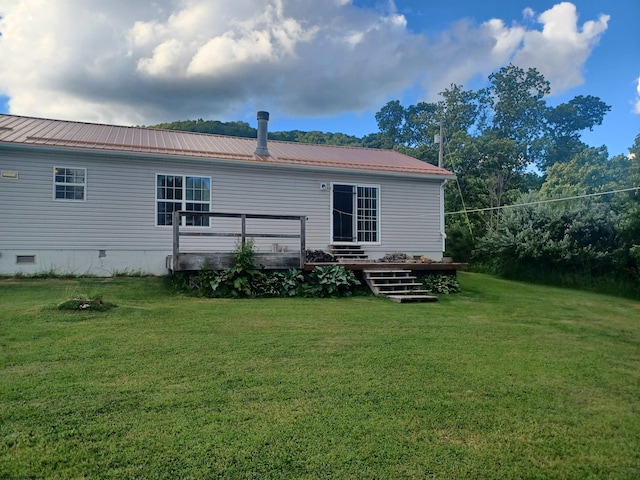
{"left": 377, "top": 285, "right": 426, "bottom": 292}
{"left": 363, "top": 268, "right": 438, "bottom": 303}
{"left": 330, "top": 245, "right": 367, "bottom": 260}
{"left": 387, "top": 294, "right": 438, "bottom": 303}
{"left": 364, "top": 270, "right": 413, "bottom": 275}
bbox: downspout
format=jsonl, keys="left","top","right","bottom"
{"left": 440, "top": 179, "right": 448, "bottom": 256}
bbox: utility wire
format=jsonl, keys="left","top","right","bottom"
{"left": 445, "top": 186, "right": 640, "bottom": 216}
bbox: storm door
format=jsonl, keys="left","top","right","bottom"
{"left": 332, "top": 184, "right": 356, "bottom": 243}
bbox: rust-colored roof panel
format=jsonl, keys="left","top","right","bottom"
{"left": 0, "top": 114, "right": 455, "bottom": 178}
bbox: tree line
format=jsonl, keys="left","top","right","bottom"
{"left": 374, "top": 65, "right": 638, "bottom": 297}
{"left": 152, "top": 65, "right": 640, "bottom": 297}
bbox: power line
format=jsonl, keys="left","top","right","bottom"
{"left": 445, "top": 186, "right": 640, "bottom": 216}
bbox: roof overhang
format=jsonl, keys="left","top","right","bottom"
{"left": 0, "top": 141, "right": 456, "bottom": 181}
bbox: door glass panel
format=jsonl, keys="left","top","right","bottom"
{"left": 332, "top": 184, "right": 355, "bottom": 242}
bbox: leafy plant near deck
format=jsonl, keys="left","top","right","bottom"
{"left": 191, "top": 244, "right": 360, "bottom": 298}
{"left": 419, "top": 274, "right": 461, "bottom": 295}
{"left": 277, "top": 269, "right": 306, "bottom": 297}
{"left": 306, "top": 264, "right": 361, "bottom": 297}
{"left": 197, "top": 241, "right": 266, "bottom": 298}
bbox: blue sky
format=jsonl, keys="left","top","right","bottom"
{"left": 0, "top": 0, "right": 638, "bottom": 157}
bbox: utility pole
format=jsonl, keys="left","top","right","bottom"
{"left": 438, "top": 120, "right": 444, "bottom": 168}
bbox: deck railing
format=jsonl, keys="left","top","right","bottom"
{"left": 171, "top": 211, "right": 306, "bottom": 271}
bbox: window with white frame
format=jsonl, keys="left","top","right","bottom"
{"left": 156, "top": 174, "right": 211, "bottom": 226}
{"left": 357, "top": 186, "right": 379, "bottom": 243}
{"left": 54, "top": 167, "right": 86, "bottom": 201}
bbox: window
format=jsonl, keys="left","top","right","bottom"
{"left": 156, "top": 174, "right": 211, "bottom": 226}
{"left": 54, "top": 167, "right": 86, "bottom": 201}
{"left": 332, "top": 183, "right": 379, "bottom": 243}
{"left": 357, "top": 186, "right": 378, "bottom": 243}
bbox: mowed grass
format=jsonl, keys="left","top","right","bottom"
{"left": 1, "top": 273, "right": 639, "bottom": 479}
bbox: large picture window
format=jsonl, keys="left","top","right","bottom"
{"left": 156, "top": 174, "right": 211, "bottom": 226}
{"left": 332, "top": 183, "right": 379, "bottom": 243}
{"left": 54, "top": 167, "right": 86, "bottom": 201}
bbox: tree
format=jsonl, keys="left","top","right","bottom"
{"left": 539, "top": 146, "right": 612, "bottom": 198}
{"left": 617, "top": 133, "right": 640, "bottom": 279}
{"left": 374, "top": 100, "right": 407, "bottom": 149}
{"left": 543, "top": 95, "right": 611, "bottom": 169}
{"left": 487, "top": 65, "right": 550, "bottom": 166}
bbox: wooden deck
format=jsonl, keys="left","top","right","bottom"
{"left": 169, "top": 256, "right": 468, "bottom": 273}
{"left": 304, "top": 261, "right": 468, "bottom": 273}
{"left": 168, "top": 210, "right": 468, "bottom": 274}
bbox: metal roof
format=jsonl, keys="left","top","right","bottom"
{"left": 0, "top": 114, "right": 455, "bottom": 178}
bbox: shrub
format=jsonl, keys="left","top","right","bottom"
{"left": 278, "top": 269, "right": 305, "bottom": 297}
{"left": 419, "top": 274, "right": 460, "bottom": 295}
{"left": 306, "top": 265, "right": 360, "bottom": 297}
{"left": 184, "top": 246, "right": 363, "bottom": 298}
{"left": 197, "top": 241, "right": 267, "bottom": 298}
{"left": 474, "top": 194, "right": 621, "bottom": 278}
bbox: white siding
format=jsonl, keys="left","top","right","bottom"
{"left": 0, "top": 146, "right": 445, "bottom": 275}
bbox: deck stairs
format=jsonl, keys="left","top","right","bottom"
{"left": 329, "top": 244, "right": 369, "bottom": 261}
{"left": 363, "top": 269, "right": 438, "bottom": 303}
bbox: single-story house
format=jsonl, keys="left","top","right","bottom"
{"left": 0, "top": 112, "right": 455, "bottom": 276}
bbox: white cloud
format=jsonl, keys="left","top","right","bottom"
{"left": 0, "top": 0, "right": 610, "bottom": 125}
{"left": 512, "top": 2, "right": 609, "bottom": 94}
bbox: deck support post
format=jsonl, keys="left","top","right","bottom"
{"left": 241, "top": 214, "right": 247, "bottom": 247}
{"left": 300, "top": 216, "right": 306, "bottom": 268}
{"left": 172, "top": 210, "right": 180, "bottom": 272}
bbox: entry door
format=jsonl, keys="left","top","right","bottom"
{"left": 332, "top": 184, "right": 356, "bottom": 243}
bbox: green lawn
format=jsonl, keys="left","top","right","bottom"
{"left": 1, "top": 273, "right": 639, "bottom": 479}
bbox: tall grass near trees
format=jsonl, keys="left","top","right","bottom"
{"left": 1, "top": 273, "right": 639, "bottom": 478}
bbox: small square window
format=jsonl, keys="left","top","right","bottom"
{"left": 54, "top": 167, "right": 86, "bottom": 201}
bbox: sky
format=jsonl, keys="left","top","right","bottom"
{"left": 0, "top": 0, "right": 638, "bottom": 157}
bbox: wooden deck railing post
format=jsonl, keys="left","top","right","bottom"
{"left": 241, "top": 214, "right": 246, "bottom": 247}
{"left": 300, "top": 216, "right": 306, "bottom": 268}
{"left": 172, "top": 210, "right": 180, "bottom": 272}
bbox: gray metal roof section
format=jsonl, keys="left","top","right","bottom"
{"left": 0, "top": 114, "right": 455, "bottom": 178}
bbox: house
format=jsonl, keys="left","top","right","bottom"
{"left": 0, "top": 112, "right": 455, "bottom": 276}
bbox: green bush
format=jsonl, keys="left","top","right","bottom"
{"left": 196, "top": 241, "right": 265, "bottom": 298}
{"left": 189, "top": 245, "right": 362, "bottom": 298}
{"left": 306, "top": 265, "right": 360, "bottom": 297}
{"left": 474, "top": 194, "right": 621, "bottom": 278}
{"left": 278, "top": 269, "right": 306, "bottom": 297}
{"left": 419, "top": 274, "right": 460, "bottom": 294}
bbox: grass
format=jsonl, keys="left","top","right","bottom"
{"left": 1, "top": 273, "right": 639, "bottom": 479}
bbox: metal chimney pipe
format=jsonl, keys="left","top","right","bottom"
{"left": 255, "top": 111, "right": 270, "bottom": 156}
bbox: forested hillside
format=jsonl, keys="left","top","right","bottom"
{"left": 150, "top": 119, "right": 376, "bottom": 147}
